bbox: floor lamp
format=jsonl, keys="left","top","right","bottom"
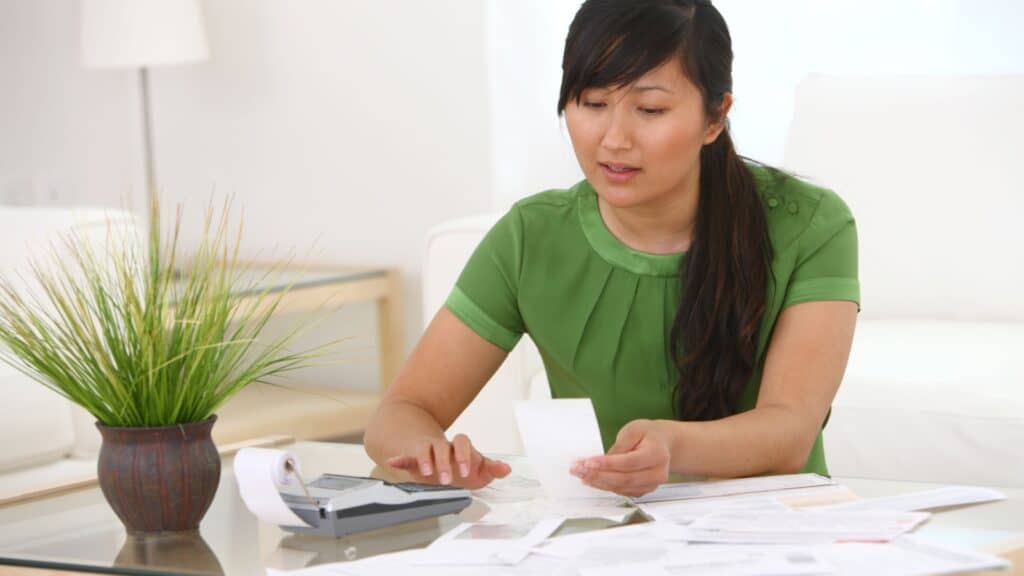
{"left": 80, "top": 0, "right": 209, "bottom": 220}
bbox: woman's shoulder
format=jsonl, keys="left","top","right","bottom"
{"left": 747, "top": 163, "right": 854, "bottom": 252}
{"left": 504, "top": 183, "right": 587, "bottom": 233}
{"left": 513, "top": 185, "right": 580, "bottom": 213}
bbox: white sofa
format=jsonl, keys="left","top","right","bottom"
{"left": 0, "top": 206, "right": 378, "bottom": 503}
{"left": 0, "top": 207, "right": 135, "bottom": 501}
{"left": 782, "top": 74, "right": 1024, "bottom": 488}
{"left": 423, "top": 75, "right": 1024, "bottom": 488}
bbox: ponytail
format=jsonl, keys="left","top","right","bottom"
{"left": 670, "top": 125, "right": 772, "bottom": 421}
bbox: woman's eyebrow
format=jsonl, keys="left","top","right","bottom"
{"left": 632, "top": 84, "right": 674, "bottom": 94}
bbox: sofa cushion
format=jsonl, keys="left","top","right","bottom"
{"left": 782, "top": 75, "right": 1024, "bottom": 323}
{"left": 0, "top": 363, "right": 76, "bottom": 473}
{"left": 824, "top": 320, "right": 1024, "bottom": 487}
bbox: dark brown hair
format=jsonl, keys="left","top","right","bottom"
{"left": 558, "top": 0, "right": 773, "bottom": 421}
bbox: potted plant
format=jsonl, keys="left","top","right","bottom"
{"left": 0, "top": 202, "right": 326, "bottom": 534}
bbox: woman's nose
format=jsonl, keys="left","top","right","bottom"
{"left": 600, "top": 108, "right": 633, "bottom": 151}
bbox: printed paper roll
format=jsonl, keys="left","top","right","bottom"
{"left": 234, "top": 447, "right": 311, "bottom": 527}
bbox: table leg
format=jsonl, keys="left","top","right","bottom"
{"left": 377, "top": 270, "right": 404, "bottom": 391}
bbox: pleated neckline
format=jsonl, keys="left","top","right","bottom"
{"left": 576, "top": 180, "right": 686, "bottom": 278}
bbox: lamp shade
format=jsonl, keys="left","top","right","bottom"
{"left": 81, "top": 0, "right": 209, "bottom": 69}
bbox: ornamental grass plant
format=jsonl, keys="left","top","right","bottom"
{"left": 0, "top": 201, "right": 326, "bottom": 428}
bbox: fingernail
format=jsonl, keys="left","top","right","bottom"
{"left": 440, "top": 471, "right": 451, "bottom": 485}
{"left": 460, "top": 463, "right": 469, "bottom": 478}
{"left": 421, "top": 465, "right": 432, "bottom": 476}
{"left": 585, "top": 460, "right": 600, "bottom": 470}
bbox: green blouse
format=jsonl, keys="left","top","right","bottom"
{"left": 445, "top": 165, "right": 859, "bottom": 475}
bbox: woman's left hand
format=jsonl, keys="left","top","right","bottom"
{"left": 570, "top": 419, "right": 673, "bottom": 497}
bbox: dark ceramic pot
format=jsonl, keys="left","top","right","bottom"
{"left": 96, "top": 415, "right": 220, "bottom": 534}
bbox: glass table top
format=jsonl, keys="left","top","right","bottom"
{"left": 0, "top": 441, "right": 1021, "bottom": 575}
{"left": 0, "top": 442, "right": 480, "bottom": 575}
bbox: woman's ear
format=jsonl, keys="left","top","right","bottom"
{"left": 703, "top": 92, "right": 733, "bottom": 145}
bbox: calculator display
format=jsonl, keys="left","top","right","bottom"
{"left": 309, "top": 474, "right": 368, "bottom": 491}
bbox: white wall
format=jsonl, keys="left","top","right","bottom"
{"left": 1, "top": 0, "right": 492, "bottom": 390}
{"left": 0, "top": 0, "right": 143, "bottom": 208}
{"left": 486, "top": 0, "right": 1024, "bottom": 205}
{"left": 146, "top": 0, "right": 492, "bottom": 388}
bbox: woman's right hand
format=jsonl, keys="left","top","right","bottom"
{"left": 386, "top": 433, "right": 511, "bottom": 490}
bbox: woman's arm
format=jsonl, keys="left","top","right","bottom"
{"left": 574, "top": 300, "right": 857, "bottom": 495}
{"left": 363, "top": 307, "right": 512, "bottom": 488}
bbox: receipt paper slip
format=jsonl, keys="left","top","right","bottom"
{"left": 514, "top": 399, "right": 614, "bottom": 500}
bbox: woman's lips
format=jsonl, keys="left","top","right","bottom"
{"left": 600, "top": 162, "right": 640, "bottom": 182}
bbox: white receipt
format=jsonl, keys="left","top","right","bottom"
{"left": 514, "top": 399, "right": 611, "bottom": 500}
{"left": 233, "top": 447, "right": 310, "bottom": 528}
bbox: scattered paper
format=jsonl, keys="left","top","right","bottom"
{"left": 642, "top": 495, "right": 791, "bottom": 526}
{"left": 514, "top": 399, "right": 612, "bottom": 500}
{"left": 267, "top": 549, "right": 574, "bottom": 576}
{"left": 413, "top": 518, "right": 564, "bottom": 566}
{"left": 534, "top": 521, "right": 688, "bottom": 559}
{"left": 812, "top": 485, "right": 1006, "bottom": 513}
{"left": 817, "top": 536, "right": 1011, "bottom": 575}
{"left": 637, "top": 473, "right": 834, "bottom": 504}
{"left": 481, "top": 497, "right": 637, "bottom": 524}
{"left": 233, "top": 447, "right": 310, "bottom": 528}
{"left": 641, "top": 484, "right": 857, "bottom": 525}
{"left": 686, "top": 509, "right": 930, "bottom": 544}
{"left": 578, "top": 545, "right": 833, "bottom": 576}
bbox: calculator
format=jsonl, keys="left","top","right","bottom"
{"left": 279, "top": 474, "right": 473, "bottom": 538}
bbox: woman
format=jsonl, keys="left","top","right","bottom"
{"left": 364, "top": 0, "right": 858, "bottom": 497}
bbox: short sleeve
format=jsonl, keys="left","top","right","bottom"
{"left": 782, "top": 191, "right": 861, "bottom": 310}
{"left": 444, "top": 206, "right": 526, "bottom": 351}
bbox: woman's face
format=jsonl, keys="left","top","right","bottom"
{"left": 564, "top": 58, "right": 728, "bottom": 211}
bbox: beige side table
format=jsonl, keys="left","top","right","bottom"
{"left": 213, "top": 262, "right": 405, "bottom": 393}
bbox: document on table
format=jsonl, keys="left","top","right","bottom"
{"left": 534, "top": 521, "right": 688, "bottom": 559}
{"left": 576, "top": 545, "right": 833, "bottom": 576}
{"left": 812, "top": 485, "right": 1006, "bottom": 513}
{"left": 641, "top": 494, "right": 792, "bottom": 526}
{"left": 514, "top": 399, "right": 614, "bottom": 500}
{"left": 266, "top": 548, "right": 571, "bottom": 576}
{"left": 538, "top": 523, "right": 832, "bottom": 576}
{"left": 640, "top": 483, "right": 858, "bottom": 525}
{"left": 637, "top": 473, "right": 834, "bottom": 504}
{"left": 413, "top": 518, "right": 564, "bottom": 566}
{"left": 685, "top": 509, "right": 930, "bottom": 544}
{"left": 817, "top": 536, "right": 1011, "bottom": 575}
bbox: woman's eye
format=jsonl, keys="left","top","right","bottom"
{"left": 639, "top": 107, "right": 666, "bottom": 115}
{"left": 582, "top": 101, "right": 606, "bottom": 109}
